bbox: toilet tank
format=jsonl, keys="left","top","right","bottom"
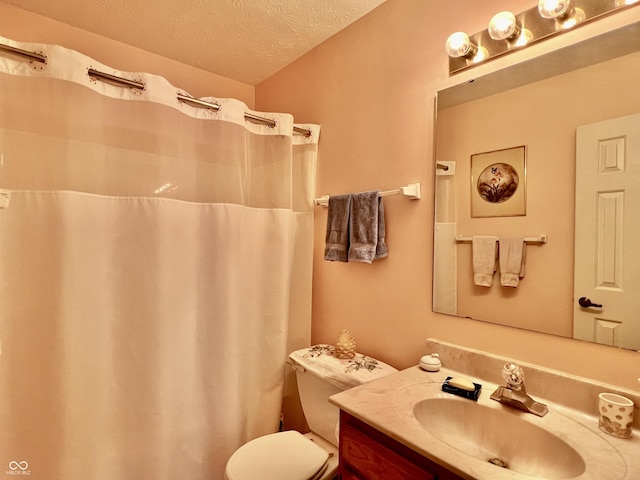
{"left": 288, "top": 346, "right": 397, "bottom": 447}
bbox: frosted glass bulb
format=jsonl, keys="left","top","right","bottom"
{"left": 488, "top": 11, "right": 519, "bottom": 41}
{"left": 538, "top": 0, "right": 573, "bottom": 19}
{"left": 445, "top": 32, "right": 473, "bottom": 58}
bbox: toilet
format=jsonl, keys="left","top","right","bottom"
{"left": 224, "top": 345, "right": 397, "bottom": 480}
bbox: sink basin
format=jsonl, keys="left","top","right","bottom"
{"left": 413, "top": 397, "right": 585, "bottom": 479}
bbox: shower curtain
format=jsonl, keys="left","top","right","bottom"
{"left": 0, "top": 37, "right": 319, "bottom": 479}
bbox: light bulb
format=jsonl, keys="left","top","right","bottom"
{"left": 488, "top": 11, "right": 520, "bottom": 41}
{"left": 538, "top": 0, "right": 584, "bottom": 29}
{"left": 445, "top": 32, "right": 475, "bottom": 58}
{"left": 538, "top": 0, "right": 573, "bottom": 19}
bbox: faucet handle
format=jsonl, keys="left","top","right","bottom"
{"left": 502, "top": 362, "right": 525, "bottom": 390}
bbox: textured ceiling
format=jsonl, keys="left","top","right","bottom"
{"left": 4, "top": 0, "right": 386, "bottom": 85}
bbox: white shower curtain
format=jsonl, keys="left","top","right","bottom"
{"left": 0, "top": 37, "right": 319, "bottom": 479}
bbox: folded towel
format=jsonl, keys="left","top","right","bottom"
{"left": 348, "top": 191, "right": 381, "bottom": 263}
{"left": 499, "top": 237, "right": 526, "bottom": 287}
{"left": 472, "top": 236, "right": 498, "bottom": 287}
{"left": 324, "top": 194, "right": 351, "bottom": 262}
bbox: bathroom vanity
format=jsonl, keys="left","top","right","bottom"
{"left": 330, "top": 340, "right": 640, "bottom": 480}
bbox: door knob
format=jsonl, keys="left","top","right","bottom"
{"left": 578, "top": 296, "right": 602, "bottom": 308}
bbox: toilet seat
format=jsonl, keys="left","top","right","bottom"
{"left": 225, "top": 430, "right": 330, "bottom": 480}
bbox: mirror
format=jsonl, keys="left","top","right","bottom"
{"left": 433, "top": 21, "right": 640, "bottom": 351}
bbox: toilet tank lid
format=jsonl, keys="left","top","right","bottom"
{"left": 289, "top": 345, "right": 398, "bottom": 391}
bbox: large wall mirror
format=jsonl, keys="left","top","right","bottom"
{"left": 433, "top": 21, "right": 640, "bottom": 352}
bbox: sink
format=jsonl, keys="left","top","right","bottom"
{"left": 413, "top": 397, "right": 585, "bottom": 479}
{"left": 334, "top": 350, "right": 637, "bottom": 480}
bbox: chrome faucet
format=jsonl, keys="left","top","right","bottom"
{"left": 490, "top": 363, "right": 548, "bottom": 417}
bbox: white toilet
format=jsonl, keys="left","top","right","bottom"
{"left": 224, "top": 345, "right": 397, "bottom": 480}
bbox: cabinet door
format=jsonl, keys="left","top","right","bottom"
{"left": 339, "top": 411, "right": 465, "bottom": 480}
{"left": 340, "top": 414, "right": 435, "bottom": 479}
{"left": 340, "top": 467, "right": 363, "bottom": 480}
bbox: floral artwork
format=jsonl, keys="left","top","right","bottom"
{"left": 477, "top": 163, "right": 519, "bottom": 203}
{"left": 345, "top": 356, "right": 379, "bottom": 373}
{"left": 599, "top": 414, "right": 632, "bottom": 439}
{"left": 304, "top": 344, "right": 381, "bottom": 373}
{"left": 471, "top": 146, "right": 526, "bottom": 217}
{"left": 305, "top": 344, "right": 335, "bottom": 357}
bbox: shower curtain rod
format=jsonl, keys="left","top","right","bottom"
{"left": 176, "top": 93, "right": 311, "bottom": 137}
{"left": 0, "top": 42, "right": 47, "bottom": 64}
{"left": 89, "top": 67, "right": 313, "bottom": 137}
{"left": 0, "top": 41, "right": 311, "bottom": 137}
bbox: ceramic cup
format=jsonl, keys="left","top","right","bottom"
{"left": 598, "top": 392, "right": 634, "bottom": 439}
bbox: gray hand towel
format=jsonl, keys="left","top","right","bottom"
{"left": 375, "top": 195, "right": 388, "bottom": 260}
{"left": 348, "top": 191, "right": 383, "bottom": 263}
{"left": 324, "top": 194, "right": 351, "bottom": 262}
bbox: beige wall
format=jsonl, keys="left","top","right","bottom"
{"left": 256, "top": 0, "right": 640, "bottom": 391}
{"left": 0, "top": 2, "right": 254, "bottom": 106}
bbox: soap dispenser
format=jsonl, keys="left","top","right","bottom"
{"left": 419, "top": 353, "right": 441, "bottom": 372}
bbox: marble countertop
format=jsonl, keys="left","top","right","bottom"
{"left": 329, "top": 365, "right": 640, "bottom": 480}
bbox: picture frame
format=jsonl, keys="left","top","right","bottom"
{"left": 470, "top": 145, "right": 527, "bottom": 218}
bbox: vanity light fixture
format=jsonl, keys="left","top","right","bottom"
{"left": 538, "top": 0, "right": 585, "bottom": 29}
{"left": 446, "top": 0, "right": 640, "bottom": 74}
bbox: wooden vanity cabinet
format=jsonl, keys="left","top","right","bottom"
{"left": 338, "top": 411, "right": 465, "bottom": 480}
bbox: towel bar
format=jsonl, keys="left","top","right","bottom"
{"left": 314, "top": 182, "right": 421, "bottom": 207}
{"left": 455, "top": 234, "right": 548, "bottom": 244}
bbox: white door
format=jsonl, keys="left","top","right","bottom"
{"left": 574, "top": 113, "right": 640, "bottom": 350}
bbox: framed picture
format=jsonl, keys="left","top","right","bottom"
{"left": 470, "top": 145, "right": 527, "bottom": 218}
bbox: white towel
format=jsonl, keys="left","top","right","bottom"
{"left": 499, "top": 237, "right": 526, "bottom": 287}
{"left": 472, "top": 236, "right": 498, "bottom": 287}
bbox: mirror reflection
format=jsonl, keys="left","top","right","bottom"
{"left": 433, "top": 22, "right": 640, "bottom": 351}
